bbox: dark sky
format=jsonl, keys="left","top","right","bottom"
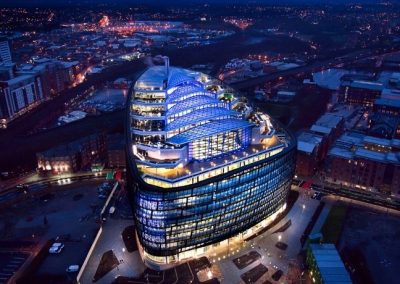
{"left": 1, "top": 0, "right": 394, "bottom": 7}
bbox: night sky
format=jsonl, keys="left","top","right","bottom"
{"left": 2, "top": 0, "right": 396, "bottom": 7}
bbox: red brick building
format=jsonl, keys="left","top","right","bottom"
{"left": 325, "top": 132, "right": 400, "bottom": 197}
{"left": 296, "top": 113, "right": 345, "bottom": 177}
{"left": 340, "top": 80, "right": 383, "bottom": 107}
{"left": 37, "top": 133, "right": 106, "bottom": 174}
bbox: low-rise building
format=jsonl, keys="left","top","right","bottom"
{"left": 340, "top": 80, "right": 383, "bottom": 107}
{"left": 37, "top": 133, "right": 106, "bottom": 174}
{"left": 296, "top": 113, "right": 344, "bottom": 177}
{"left": 311, "top": 113, "right": 345, "bottom": 152}
{"left": 297, "top": 132, "right": 325, "bottom": 177}
{"left": 107, "top": 134, "right": 126, "bottom": 168}
{"left": 374, "top": 98, "right": 400, "bottom": 116}
{"left": 325, "top": 132, "right": 400, "bottom": 197}
{"left": 306, "top": 244, "right": 352, "bottom": 284}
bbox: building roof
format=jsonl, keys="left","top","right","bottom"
{"left": 167, "top": 95, "right": 219, "bottom": 114}
{"left": 314, "top": 113, "right": 343, "bottom": 129}
{"left": 309, "top": 113, "right": 343, "bottom": 136}
{"left": 3, "top": 74, "right": 33, "bottom": 85}
{"left": 39, "top": 134, "right": 101, "bottom": 158}
{"left": 363, "top": 135, "right": 392, "bottom": 147}
{"left": 310, "top": 125, "right": 332, "bottom": 135}
{"left": 135, "top": 66, "right": 201, "bottom": 91}
{"left": 309, "top": 244, "right": 352, "bottom": 284}
{"left": 355, "top": 148, "right": 387, "bottom": 162}
{"left": 349, "top": 80, "right": 383, "bottom": 91}
{"left": 381, "top": 88, "right": 400, "bottom": 100}
{"left": 167, "top": 84, "right": 205, "bottom": 102}
{"left": 297, "top": 132, "right": 323, "bottom": 154}
{"left": 277, "top": 90, "right": 296, "bottom": 97}
{"left": 167, "top": 119, "right": 252, "bottom": 145}
{"left": 166, "top": 107, "right": 238, "bottom": 131}
{"left": 134, "top": 66, "right": 168, "bottom": 90}
{"left": 375, "top": 98, "right": 400, "bottom": 108}
{"left": 328, "top": 131, "right": 400, "bottom": 164}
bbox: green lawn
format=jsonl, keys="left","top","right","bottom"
{"left": 321, "top": 205, "right": 348, "bottom": 244}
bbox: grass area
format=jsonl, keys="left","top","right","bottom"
{"left": 321, "top": 205, "right": 348, "bottom": 244}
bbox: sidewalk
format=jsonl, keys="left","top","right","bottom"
{"left": 78, "top": 219, "right": 146, "bottom": 284}
{"left": 310, "top": 203, "right": 332, "bottom": 235}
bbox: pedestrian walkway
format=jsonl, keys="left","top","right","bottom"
{"left": 78, "top": 219, "right": 146, "bottom": 284}
{"left": 310, "top": 203, "right": 332, "bottom": 235}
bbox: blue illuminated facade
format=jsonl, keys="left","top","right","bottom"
{"left": 126, "top": 59, "right": 296, "bottom": 269}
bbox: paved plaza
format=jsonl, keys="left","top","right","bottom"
{"left": 216, "top": 189, "right": 319, "bottom": 284}
{"left": 79, "top": 188, "right": 320, "bottom": 284}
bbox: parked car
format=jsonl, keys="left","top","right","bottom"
{"left": 311, "top": 192, "right": 324, "bottom": 200}
{"left": 66, "top": 265, "right": 79, "bottom": 273}
{"left": 98, "top": 194, "right": 107, "bottom": 199}
{"left": 109, "top": 206, "right": 116, "bottom": 215}
{"left": 49, "top": 242, "right": 64, "bottom": 254}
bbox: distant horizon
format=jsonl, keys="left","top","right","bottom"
{"left": 2, "top": 0, "right": 399, "bottom": 8}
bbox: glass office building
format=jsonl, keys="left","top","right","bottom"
{"left": 126, "top": 59, "right": 296, "bottom": 270}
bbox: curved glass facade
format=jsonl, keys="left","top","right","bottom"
{"left": 126, "top": 61, "right": 296, "bottom": 269}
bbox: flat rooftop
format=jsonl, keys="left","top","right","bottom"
{"left": 297, "top": 131, "right": 323, "bottom": 154}
{"left": 314, "top": 113, "right": 343, "bottom": 129}
{"left": 309, "top": 244, "right": 352, "bottom": 284}
{"left": 328, "top": 131, "right": 400, "bottom": 164}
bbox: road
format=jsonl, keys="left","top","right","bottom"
{"left": 230, "top": 47, "right": 400, "bottom": 90}
{"left": 294, "top": 179, "right": 400, "bottom": 211}
{"left": 0, "top": 171, "right": 110, "bottom": 206}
